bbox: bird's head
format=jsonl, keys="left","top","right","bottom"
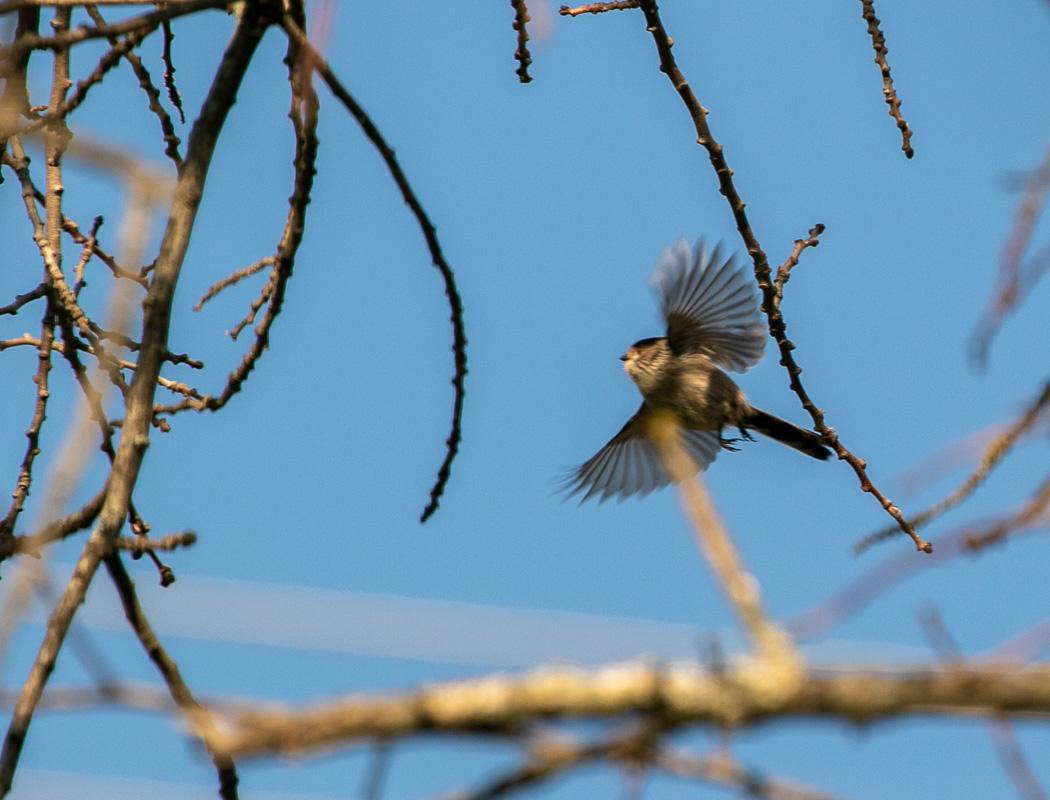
{"left": 621, "top": 337, "right": 671, "bottom": 394}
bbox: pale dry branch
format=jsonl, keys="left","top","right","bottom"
{"left": 558, "top": 1, "right": 639, "bottom": 16}
{"left": 198, "top": 661, "right": 1050, "bottom": 760}
{"left": 648, "top": 412, "right": 799, "bottom": 670}
{"left": 4, "top": 142, "right": 116, "bottom": 373}
{"left": 0, "top": 336, "right": 203, "bottom": 406}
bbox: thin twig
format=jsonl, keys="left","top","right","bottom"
{"left": 438, "top": 737, "right": 619, "bottom": 800}
{"left": 917, "top": 606, "right": 1047, "bottom": 800}
{"left": 160, "top": 20, "right": 185, "bottom": 124}
{"left": 510, "top": 0, "right": 533, "bottom": 83}
{"left": 62, "top": 214, "right": 150, "bottom": 286}
{"left": 226, "top": 273, "right": 273, "bottom": 340}
{"left": 558, "top": 1, "right": 639, "bottom": 16}
{"left": 83, "top": 4, "right": 183, "bottom": 165}
{"left": 86, "top": 323, "right": 203, "bottom": 368}
{"left": 985, "top": 619, "right": 1050, "bottom": 666}
{"left": 628, "top": 1, "right": 927, "bottom": 550}
{"left": 989, "top": 721, "right": 1048, "bottom": 800}
{"left": 360, "top": 740, "right": 391, "bottom": 800}
{"left": 194, "top": 256, "right": 274, "bottom": 311}
{"left": 0, "top": 0, "right": 204, "bottom": 10}
{"left": 279, "top": 16, "right": 468, "bottom": 524}
{"left": 856, "top": 378, "right": 1050, "bottom": 553}
{"left": 788, "top": 508, "right": 1050, "bottom": 643}
{"left": 113, "top": 530, "right": 196, "bottom": 552}
{"left": 857, "top": 0, "right": 913, "bottom": 158}
{"left": 0, "top": 298, "right": 56, "bottom": 543}
{"left": 147, "top": 13, "right": 318, "bottom": 431}
{"left": 5, "top": 145, "right": 117, "bottom": 372}
{"left": 1, "top": 20, "right": 160, "bottom": 140}
{"left": 0, "top": 486, "right": 107, "bottom": 560}
{"left": 656, "top": 747, "right": 850, "bottom": 800}
{"left": 0, "top": 336, "right": 203, "bottom": 404}
{"left": 105, "top": 555, "right": 238, "bottom": 799}
{"left": 971, "top": 141, "right": 1050, "bottom": 364}
{"left": 72, "top": 215, "right": 103, "bottom": 294}
{"left": 773, "top": 224, "right": 824, "bottom": 303}
{"left": 0, "top": 0, "right": 227, "bottom": 64}
{"left": 0, "top": 8, "right": 273, "bottom": 793}
{"left": 964, "top": 472, "right": 1050, "bottom": 551}
{"left": 0, "top": 283, "right": 48, "bottom": 315}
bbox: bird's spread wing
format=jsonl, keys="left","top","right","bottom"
{"left": 653, "top": 238, "right": 766, "bottom": 373}
{"left": 563, "top": 404, "right": 721, "bottom": 503}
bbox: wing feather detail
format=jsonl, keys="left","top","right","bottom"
{"left": 653, "top": 239, "right": 766, "bottom": 373}
{"left": 563, "top": 405, "right": 721, "bottom": 503}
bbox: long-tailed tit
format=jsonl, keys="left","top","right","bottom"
{"left": 567, "top": 238, "right": 831, "bottom": 502}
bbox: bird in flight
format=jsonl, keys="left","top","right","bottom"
{"left": 566, "top": 238, "right": 831, "bottom": 503}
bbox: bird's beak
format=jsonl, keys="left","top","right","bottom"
{"left": 619, "top": 354, "right": 628, "bottom": 362}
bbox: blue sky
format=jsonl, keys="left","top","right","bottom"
{"left": 3, "top": 1, "right": 1050, "bottom": 797}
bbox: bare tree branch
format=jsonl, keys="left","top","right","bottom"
{"left": 510, "top": 0, "right": 533, "bottom": 83}
{"left": 857, "top": 378, "right": 1050, "bottom": 553}
{"left": 279, "top": 16, "right": 468, "bottom": 525}
{"left": 559, "top": 2, "right": 639, "bottom": 17}
{"left": 857, "top": 0, "right": 913, "bottom": 158}
{"left": 621, "top": 0, "right": 929, "bottom": 552}
{"left": 104, "top": 554, "right": 238, "bottom": 799}
{"left": 0, "top": 0, "right": 227, "bottom": 64}
{"left": 0, "top": 5, "right": 274, "bottom": 792}
{"left": 650, "top": 413, "right": 799, "bottom": 668}
{"left": 198, "top": 661, "right": 1050, "bottom": 760}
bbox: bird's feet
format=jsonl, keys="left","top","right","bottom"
{"left": 719, "top": 427, "right": 756, "bottom": 452}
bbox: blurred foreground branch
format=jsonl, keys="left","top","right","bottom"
{"left": 650, "top": 412, "right": 799, "bottom": 669}
{"left": 198, "top": 660, "right": 1050, "bottom": 759}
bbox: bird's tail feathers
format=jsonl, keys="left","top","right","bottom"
{"left": 742, "top": 408, "right": 831, "bottom": 461}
